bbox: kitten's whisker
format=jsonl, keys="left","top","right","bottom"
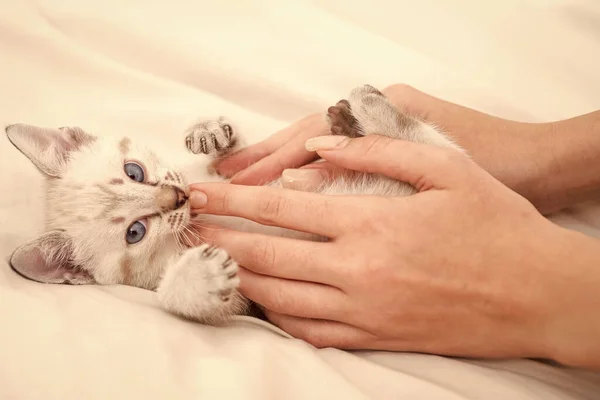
{"left": 172, "top": 228, "right": 185, "bottom": 251}
{"left": 183, "top": 232, "right": 195, "bottom": 248}
{"left": 182, "top": 225, "right": 201, "bottom": 246}
{"left": 195, "top": 232, "right": 209, "bottom": 245}
{"left": 188, "top": 223, "right": 226, "bottom": 232}
{"left": 175, "top": 236, "right": 185, "bottom": 251}
{"left": 185, "top": 222, "right": 220, "bottom": 242}
{"left": 181, "top": 223, "right": 209, "bottom": 245}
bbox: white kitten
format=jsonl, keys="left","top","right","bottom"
{"left": 5, "top": 85, "right": 463, "bottom": 324}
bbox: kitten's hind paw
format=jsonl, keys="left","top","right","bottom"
{"left": 325, "top": 85, "right": 389, "bottom": 138}
{"left": 184, "top": 117, "right": 239, "bottom": 156}
{"left": 326, "top": 100, "right": 363, "bottom": 138}
{"left": 325, "top": 84, "right": 418, "bottom": 140}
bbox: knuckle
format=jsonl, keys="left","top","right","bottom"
{"left": 306, "top": 334, "right": 330, "bottom": 349}
{"left": 293, "top": 326, "right": 329, "bottom": 348}
{"left": 264, "top": 287, "right": 290, "bottom": 313}
{"left": 437, "top": 147, "right": 472, "bottom": 169}
{"left": 256, "top": 194, "right": 287, "bottom": 225}
{"left": 250, "top": 240, "right": 277, "bottom": 272}
{"left": 360, "top": 212, "right": 384, "bottom": 234}
{"left": 217, "top": 189, "right": 233, "bottom": 213}
{"left": 364, "top": 258, "right": 387, "bottom": 279}
{"left": 273, "top": 155, "right": 290, "bottom": 175}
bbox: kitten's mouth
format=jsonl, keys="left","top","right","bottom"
{"left": 174, "top": 187, "right": 188, "bottom": 210}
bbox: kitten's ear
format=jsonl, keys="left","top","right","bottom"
{"left": 5, "top": 124, "right": 96, "bottom": 177}
{"left": 9, "top": 230, "right": 95, "bottom": 285}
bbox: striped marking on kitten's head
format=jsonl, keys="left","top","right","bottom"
{"left": 6, "top": 124, "right": 197, "bottom": 290}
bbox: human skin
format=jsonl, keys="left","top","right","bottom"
{"left": 189, "top": 134, "right": 600, "bottom": 370}
{"left": 217, "top": 84, "right": 600, "bottom": 215}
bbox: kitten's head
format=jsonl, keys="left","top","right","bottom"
{"left": 6, "top": 124, "right": 195, "bottom": 290}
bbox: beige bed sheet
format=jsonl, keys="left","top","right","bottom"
{"left": 1, "top": 0, "right": 600, "bottom": 399}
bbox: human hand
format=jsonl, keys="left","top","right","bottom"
{"left": 190, "top": 134, "right": 600, "bottom": 369}
{"left": 216, "top": 84, "right": 539, "bottom": 187}
{"left": 216, "top": 84, "right": 600, "bottom": 214}
{"left": 215, "top": 113, "right": 329, "bottom": 185}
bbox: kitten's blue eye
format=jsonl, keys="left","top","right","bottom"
{"left": 124, "top": 162, "right": 145, "bottom": 182}
{"left": 126, "top": 220, "right": 147, "bottom": 244}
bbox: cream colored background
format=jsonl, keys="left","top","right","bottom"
{"left": 1, "top": 1, "right": 600, "bottom": 399}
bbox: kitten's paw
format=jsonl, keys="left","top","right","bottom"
{"left": 325, "top": 84, "right": 415, "bottom": 139}
{"left": 197, "top": 244, "right": 240, "bottom": 303}
{"left": 348, "top": 83, "right": 385, "bottom": 99}
{"left": 157, "top": 244, "right": 244, "bottom": 324}
{"left": 326, "top": 99, "right": 362, "bottom": 138}
{"left": 184, "top": 117, "right": 239, "bottom": 156}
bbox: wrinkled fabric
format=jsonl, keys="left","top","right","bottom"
{"left": 1, "top": 1, "right": 600, "bottom": 399}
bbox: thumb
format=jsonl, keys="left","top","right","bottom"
{"left": 304, "top": 135, "right": 474, "bottom": 191}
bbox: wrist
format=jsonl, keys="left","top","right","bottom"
{"left": 380, "top": 85, "right": 571, "bottom": 212}
{"left": 532, "top": 225, "right": 600, "bottom": 369}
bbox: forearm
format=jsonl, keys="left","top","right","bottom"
{"left": 384, "top": 85, "right": 600, "bottom": 213}
{"left": 530, "top": 111, "right": 600, "bottom": 214}
{"left": 428, "top": 103, "right": 600, "bottom": 214}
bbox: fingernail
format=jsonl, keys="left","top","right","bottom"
{"left": 189, "top": 191, "right": 208, "bottom": 208}
{"left": 281, "top": 169, "right": 325, "bottom": 191}
{"left": 305, "top": 135, "right": 350, "bottom": 152}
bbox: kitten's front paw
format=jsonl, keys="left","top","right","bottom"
{"left": 157, "top": 244, "right": 245, "bottom": 324}
{"left": 184, "top": 117, "right": 239, "bottom": 156}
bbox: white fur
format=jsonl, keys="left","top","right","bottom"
{"left": 6, "top": 84, "right": 464, "bottom": 324}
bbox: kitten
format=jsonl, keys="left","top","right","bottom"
{"left": 5, "top": 85, "right": 463, "bottom": 324}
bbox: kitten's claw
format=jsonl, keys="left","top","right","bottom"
{"left": 157, "top": 243, "right": 242, "bottom": 323}
{"left": 202, "top": 244, "right": 219, "bottom": 258}
{"left": 194, "top": 244, "right": 239, "bottom": 302}
{"left": 184, "top": 117, "right": 238, "bottom": 156}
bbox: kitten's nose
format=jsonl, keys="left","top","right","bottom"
{"left": 156, "top": 186, "right": 188, "bottom": 211}
{"left": 174, "top": 187, "right": 188, "bottom": 209}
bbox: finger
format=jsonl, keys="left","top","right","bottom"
{"left": 280, "top": 164, "right": 356, "bottom": 191}
{"left": 229, "top": 120, "right": 329, "bottom": 185}
{"left": 280, "top": 168, "right": 328, "bottom": 191}
{"left": 300, "top": 161, "right": 357, "bottom": 180}
{"left": 263, "top": 309, "right": 375, "bottom": 349}
{"left": 193, "top": 227, "right": 342, "bottom": 284}
{"left": 239, "top": 268, "right": 346, "bottom": 320}
{"left": 189, "top": 183, "right": 359, "bottom": 237}
{"left": 305, "top": 135, "right": 476, "bottom": 191}
{"left": 285, "top": 161, "right": 357, "bottom": 186}
{"left": 230, "top": 138, "right": 318, "bottom": 185}
{"left": 215, "top": 114, "right": 320, "bottom": 178}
